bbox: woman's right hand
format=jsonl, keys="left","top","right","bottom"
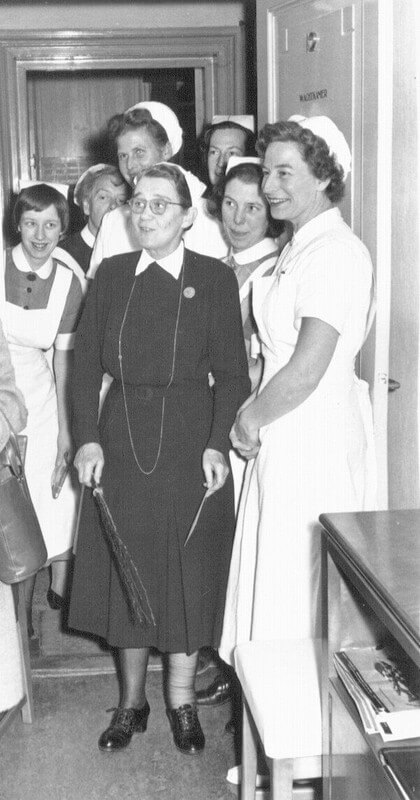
{"left": 73, "top": 442, "right": 104, "bottom": 487}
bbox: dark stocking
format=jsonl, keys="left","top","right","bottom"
{"left": 118, "top": 646, "right": 149, "bottom": 709}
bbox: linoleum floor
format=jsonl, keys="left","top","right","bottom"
{"left": 1, "top": 569, "right": 239, "bottom": 800}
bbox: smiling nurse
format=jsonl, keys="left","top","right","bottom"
{"left": 220, "top": 117, "right": 377, "bottom": 680}
{"left": 88, "top": 102, "right": 228, "bottom": 277}
{"left": 4, "top": 183, "right": 84, "bottom": 641}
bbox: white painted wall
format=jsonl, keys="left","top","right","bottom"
{"left": 0, "top": 1, "right": 245, "bottom": 29}
{"left": 415, "top": 1, "right": 420, "bottom": 502}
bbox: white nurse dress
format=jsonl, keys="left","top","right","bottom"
{"left": 219, "top": 208, "right": 377, "bottom": 665}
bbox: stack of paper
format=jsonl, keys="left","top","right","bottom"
{"left": 333, "top": 645, "right": 420, "bottom": 741}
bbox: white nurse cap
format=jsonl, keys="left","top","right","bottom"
{"left": 226, "top": 156, "right": 262, "bottom": 174}
{"left": 211, "top": 114, "right": 255, "bottom": 133}
{"left": 288, "top": 115, "right": 351, "bottom": 180}
{"left": 125, "top": 101, "right": 183, "bottom": 157}
{"left": 73, "top": 163, "right": 110, "bottom": 206}
{"left": 139, "top": 162, "right": 206, "bottom": 208}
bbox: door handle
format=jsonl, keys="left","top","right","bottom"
{"left": 388, "top": 378, "right": 401, "bottom": 393}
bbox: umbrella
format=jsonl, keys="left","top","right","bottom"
{"left": 92, "top": 485, "right": 155, "bottom": 627}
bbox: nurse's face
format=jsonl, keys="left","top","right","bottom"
{"left": 117, "top": 128, "right": 171, "bottom": 186}
{"left": 131, "top": 176, "right": 195, "bottom": 260}
{"left": 222, "top": 177, "right": 269, "bottom": 253}
{"left": 84, "top": 175, "right": 128, "bottom": 235}
{"left": 18, "top": 204, "right": 62, "bottom": 270}
{"left": 262, "top": 140, "right": 329, "bottom": 232}
{"left": 207, "top": 128, "right": 248, "bottom": 186}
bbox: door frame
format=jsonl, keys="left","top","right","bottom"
{"left": 0, "top": 26, "right": 246, "bottom": 194}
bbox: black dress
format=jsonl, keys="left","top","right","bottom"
{"left": 60, "top": 231, "right": 92, "bottom": 275}
{"left": 68, "top": 249, "right": 250, "bottom": 653}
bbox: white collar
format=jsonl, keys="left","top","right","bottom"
{"left": 12, "top": 243, "right": 54, "bottom": 279}
{"left": 81, "top": 225, "right": 96, "bottom": 248}
{"left": 229, "top": 237, "right": 278, "bottom": 265}
{"left": 273, "top": 207, "right": 342, "bottom": 276}
{"left": 135, "top": 241, "right": 185, "bottom": 279}
{"left": 292, "top": 207, "right": 342, "bottom": 248}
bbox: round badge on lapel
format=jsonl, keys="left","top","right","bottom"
{"left": 183, "top": 286, "right": 195, "bottom": 299}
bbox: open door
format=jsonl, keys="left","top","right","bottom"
{"left": 0, "top": 26, "right": 246, "bottom": 198}
{"left": 27, "top": 68, "right": 201, "bottom": 189}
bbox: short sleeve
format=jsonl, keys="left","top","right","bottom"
{"left": 54, "top": 273, "right": 83, "bottom": 350}
{"left": 294, "top": 239, "right": 371, "bottom": 334}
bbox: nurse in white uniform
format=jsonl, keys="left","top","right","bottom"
{"left": 196, "top": 157, "right": 290, "bottom": 709}
{"left": 88, "top": 101, "right": 228, "bottom": 278}
{"left": 208, "top": 156, "right": 290, "bottom": 504}
{"left": 220, "top": 116, "right": 377, "bottom": 666}
{"left": 4, "top": 183, "right": 84, "bottom": 637}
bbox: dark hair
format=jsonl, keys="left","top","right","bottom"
{"left": 198, "top": 121, "right": 257, "bottom": 184}
{"left": 200, "top": 121, "right": 256, "bottom": 156}
{"left": 75, "top": 165, "right": 127, "bottom": 206}
{"left": 13, "top": 184, "right": 69, "bottom": 234}
{"left": 257, "top": 120, "right": 345, "bottom": 203}
{"left": 138, "top": 163, "right": 192, "bottom": 208}
{"left": 207, "top": 161, "right": 284, "bottom": 239}
{"left": 107, "top": 108, "right": 170, "bottom": 153}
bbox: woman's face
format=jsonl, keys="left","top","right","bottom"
{"left": 222, "top": 177, "right": 269, "bottom": 253}
{"left": 117, "top": 128, "right": 171, "bottom": 186}
{"left": 84, "top": 175, "right": 128, "bottom": 235}
{"left": 207, "top": 128, "right": 248, "bottom": 186}
{"left": 131, "top": 176, "right": 195, "bottom": 260}
{"left": 18, "top": 204, "right": 62, "bottom": 270}
{"left": 262, "top": 140, "right": 329, "bottom": 232}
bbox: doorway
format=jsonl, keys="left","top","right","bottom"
{"left": 28, "top": 67, "right": 199, "bottom": 187}
{"left": 0, "top": 25, "right": 246, "bottom": 242}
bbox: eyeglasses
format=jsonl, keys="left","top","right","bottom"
{"left": 128, "top": 198, "right": 185, "bottom": 215}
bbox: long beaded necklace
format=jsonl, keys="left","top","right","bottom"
{"left": 118, "top": 262, "right": 185, "bottom": 476}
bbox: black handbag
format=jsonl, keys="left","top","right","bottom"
{"left": 0, "top": 428, "right": 47, "bottom": 583}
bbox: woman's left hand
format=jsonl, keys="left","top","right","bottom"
{"left": 202, "top": 448, "right": 229, "bottom": 495}
{"left": 230, "top": 407, "right": 260, "bottom": 460}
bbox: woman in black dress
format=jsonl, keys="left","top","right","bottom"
{"left": 68, "top": 163, "right": 249, "bottom": 755}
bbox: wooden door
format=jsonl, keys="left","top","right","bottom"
{"left": 0, "top": 27, "right": 246, "bottom": 197}
{"left": 27, "top": 68, "right": 201, "bottom": 189}
{"left": 27, "top": 71, "right": 149, "bottom": 185}
{"left": 256, "top": 0, "right": 360, "bottom": 226}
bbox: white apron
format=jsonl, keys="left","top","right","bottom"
{"left": 5, "top": 265, "right": 79, "bottom": 560}
{"left": 226, "top": 246, "right": 279, "bottom": 511}
{"left": 220, "top": 262, "right": 377, "bottom": 666}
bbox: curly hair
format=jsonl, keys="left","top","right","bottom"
{"left": 13, "top": 184, "right": 69, "bottom": 234}
{"left": 74, "top": 165, "right": 127, "bottom": 207}
{"left": 107, "top": 108, "right": 170, "bottom": 153}
{"left": 257, "top": 120, "right": 345, "bottom": 203}
{"left": 207, "top": 161, "right": 285, "bottom": 239}
{"left": 136, "top": 163, "right": 192, "bottom": 208}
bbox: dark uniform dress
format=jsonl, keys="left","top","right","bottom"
{"left": 60, "top": 227, "right": 94, "bottom": 275}
{"left": 68, "top": 248, "right": 250, "bottom": 654}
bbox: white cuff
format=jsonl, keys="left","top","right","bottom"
{"left": 54, "top": 332, "right": 75, "bottom": 351}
